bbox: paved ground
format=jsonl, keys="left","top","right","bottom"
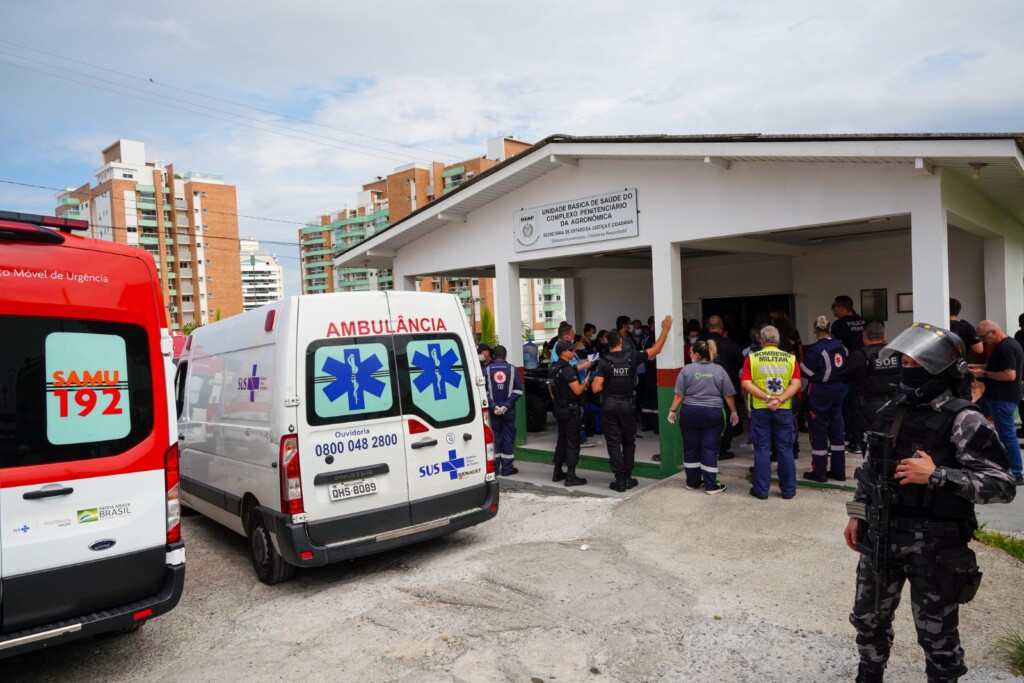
{"left": 5, "top": 467, "right": 1022, "bottom": 682}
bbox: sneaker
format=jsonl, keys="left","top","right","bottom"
{"left": 748, "top": 487, "right": 768, "bottom": 500}
{"left": 803, "top": 471, "right": 828, "bottom": 483}
{"left": 580, "top": 442, "right": 597, "bottom": 449}
{"left": 706, "top": 484, "right": 727, "bottom": 495}
{"left": 685, "top": 482, "right": 702, "bottom": 490}
{"left": 718, "top": 451, "right": 736, "bottom": 460}
{"left": 827, "top": 471, "right": 847, "bottom": 482}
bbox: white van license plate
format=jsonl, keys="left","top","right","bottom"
{"left": 328, "top": 479, "right": 378, "bottom": 501}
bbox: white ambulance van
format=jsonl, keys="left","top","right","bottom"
{"left": 0, "top": 211, "right": 184, "bottom": 658}
{"left": 174, "top": 291, "right": 499, "bottom": 584}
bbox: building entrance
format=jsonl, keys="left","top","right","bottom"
{"left": 699, "top": 293, "right": 795, "bottom": 341}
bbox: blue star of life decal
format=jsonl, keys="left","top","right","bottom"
{"left": 766, "top": 377, "right": 785, "bottom": 394}
{"left": 321, "top": 348, "right": 386, "bottom": 410}
{"left": 411, "top": 342, "right": 462, "bottom": 400}
{"left": 441, "top": 448, "right": 465, "bottom": 480}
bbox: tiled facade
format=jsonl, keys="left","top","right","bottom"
{"left": 240, "top": 238, "right": 285, "bottom": 311}
{"left": 56, "top": 140, "right": 243, "bottom": 329}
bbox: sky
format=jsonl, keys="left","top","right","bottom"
{"left": 2, "top": 1, "right": 1022, "bottom": 297}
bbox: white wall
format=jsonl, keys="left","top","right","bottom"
{"left": 575, "top": 268, "right": 655, "bottom": 331}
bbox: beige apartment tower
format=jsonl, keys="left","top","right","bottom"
{"left": 56, "top": 140, "right": 243, "bottom": 330}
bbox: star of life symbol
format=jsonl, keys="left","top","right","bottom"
{"left": 766, "top": 377, "right": 785, "bottom": 394}
{"left": 411, "top": 342, "right": 462, "bottom": 400}
{"left": 440, "top": 448, "right": 466, "bottom": 480}
{"left": 322, "top": 348, "right": 386, "bottom": 410}
{"left": 13, "top": 524, "right": 29, "bottom": 533}
{"left": 493, "top": 369, "right": 508, "bottom": 384}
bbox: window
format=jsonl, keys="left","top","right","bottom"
{"left": 306, "top": 339, "right": 397, "bottom": 425}
{"left": 401, "top": 335, "right": 473, "bottom": 427}
{"left": 122, "top": 172, "right": 134, "bottom": 179}
{"left": 0, "top": 316, "right": 154, "bottom": 467}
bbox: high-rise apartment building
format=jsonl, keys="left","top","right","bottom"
{"left": 240, "top": 238, "right": 285, "bottom": 311}
{"left": 55, "top": 139, "right": 243, "bottom": 329}
{"left": 297, "top": 136, "right": 563, "bottom": 337}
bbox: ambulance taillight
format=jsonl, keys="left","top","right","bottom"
{"left": 280, "top": 435, "right": 304, "bottom": 514}
{"left": 166, "top": 442, "right": 181, "bottom": 544}
{"left": 483, "top": 419, "right": 495, "bottom": 481}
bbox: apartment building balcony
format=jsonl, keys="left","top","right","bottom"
{"left": 175, "top": 214, "right": 190, "bottom": 228}
{"left": 138, "top": 218, "right": 158, "bottom": 228}
{"left": 304, "top": 248, "right": 335, "bottom": 258}
{"left": 63, "top": 210, "right": 83, "bottom": 220}
{"left": 304, "top": 237, "right": 326, "bottom": 245}
{"left": 542, "top": 301, "right": 563, "bottom": 312}
{"left": 305, "top": 272, "right": 328, "bottom": 282}
{"left": 59, "top": 197, "right": 80, "bottom": 207}
{"left": 542, "top": 285, "right": 562, "bottom": 295}
{"left": 179, "top": 268, "right": 192, "bottom": 278}
{"left": 306, "top": 283, "right": 328, "bottom": 293}
{"left": 180, "top": 284, "right": 194, "bottom": 296}
{"left": 140, "top": 232, "right": 160, "bottom": 245}
{"left": 176, "top": 233, "right": 191, "bottom": 245}
{"left": 137, "top": 198, "right": 157, "bottom": 210}
{"left": 168, "top": 287, "right": 177, "bottom": 296}
{"left": 178, "top": 250, "right": 193, "bottom": 261}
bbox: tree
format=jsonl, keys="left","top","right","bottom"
{"left": 479, "top": 307, "right": 498, "bottom": 348}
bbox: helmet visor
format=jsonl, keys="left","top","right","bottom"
{"left": 879, "top": 323, "right": 964, "bottom": 375}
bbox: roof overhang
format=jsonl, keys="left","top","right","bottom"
{"left": 336, "top": 133, "right": 1024, "bottom": 271}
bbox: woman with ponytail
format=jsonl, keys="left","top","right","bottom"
{"left": 667, "top": 339, "right": 739, "bottom": 494}
{"left": 799, "top": 315, "right": 849, "bottom": 482}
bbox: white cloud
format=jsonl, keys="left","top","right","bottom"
{"left": 1, "top": 0, "right": 1022, "bottom": 296}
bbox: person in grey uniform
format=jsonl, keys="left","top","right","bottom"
{"left": 667, "top": 339, "right": 739, "bottom": 494}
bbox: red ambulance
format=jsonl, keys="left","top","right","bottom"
{"left": 0, "top": 211, "right": 184, "bottom": 657}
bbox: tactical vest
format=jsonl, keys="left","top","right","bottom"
{"left": 874, "top": 396, "right": 977, "bottom": 521}
{"left": 747, "top": 346, "right": 796, "bottom": 409}
{"left": 549, "top": 360, "right": 577, "bottom": 403}
{"left": 602, "top": 351, "right": 636, "bottom": 399}
{"left": 862, "top": 344, "right": 901, "bottom": 396}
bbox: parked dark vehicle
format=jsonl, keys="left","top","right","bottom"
{"left": 523, "top": 364, "right": 553, "bottom": 432}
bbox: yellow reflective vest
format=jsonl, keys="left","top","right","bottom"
{"left": 747, "top": 346, "right": 797, "bottom": 410}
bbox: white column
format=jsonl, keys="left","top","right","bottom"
{"left": 910, "top": 204, "right": 950, "bottom": 324}
{"left": 651, "top": 241, "right": 683, "bottom": 368}
{"left": 494, "top": 262, "right": 523, "bottom": 364}
{"left": 983, "top": 237, "right": 1024, "bottom": 330}
{"left": 561, "top": 277, "right": 578, "bottom": 329}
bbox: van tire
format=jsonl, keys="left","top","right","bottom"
{"left": 525, "top": 394, "right": 548, "bottom": 432}
{"left": 246, "top": 511, "right": 296, "bottom": 585}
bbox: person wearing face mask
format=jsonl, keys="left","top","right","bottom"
{"left": 845, "top": 322, "right": 1016, "bottom": 683}
{"left": 477, "top": 343, "right": 492, "bottom": 368}
{"left": 615, "top": 316, "right": 637, "bottom": 354}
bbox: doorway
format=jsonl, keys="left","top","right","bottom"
{"left": 698, "top": 293, "right": 795, "bottom": 341}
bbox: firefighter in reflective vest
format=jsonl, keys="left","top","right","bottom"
{"left": 845, "top": 322, "right": 1016, "bottom": 683}
{"left": 483, "top": 345, "right": 523, "bottom": 476}
{"left": 740, "top": 324, "right": 801, "bottom": 499}
{"left": 592, "top": 315, "right": 672, "bottom": 492}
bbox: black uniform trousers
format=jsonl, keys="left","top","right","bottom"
{"left": 601, "top": 395, "right": 637, "bottom": 477}
{"left": 553, "top": 400, "right": 581, "bottom": 470}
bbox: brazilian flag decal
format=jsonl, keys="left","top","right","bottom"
{"left": 78, "top": 508, "right": 99, "bottom": 524}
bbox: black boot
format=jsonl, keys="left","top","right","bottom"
{"left": 624, "top": 470, "right": 639, "bottom": 489}
{"left": 609, "top": 477, "right": 627, "bottom": 492}
{"left": 855, "top": 664, "right": 884, "bottom": 683}
{"left": 552, "top": 467, "right": 567, "bottom": 482}
{"left": 564, "top": 469, "right": 588, "bottom": 487}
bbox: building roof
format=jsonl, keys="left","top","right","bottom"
{"left": 336, "top": 133, "right": 1024, "bottom": 270}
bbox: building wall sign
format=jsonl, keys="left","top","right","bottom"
{"left": 513, "top": 188, "right": 638, "bottom": 252}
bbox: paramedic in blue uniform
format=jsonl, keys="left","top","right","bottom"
{"left": 550, "top": 340, "right": 590, "bottom": 486}
{"left": 591, "top": 315, "right": 673, "bottom": 492}
{"left": 484, "top": 345, "right": 523, "bottom": 476}
{"left": 801, "top": 315, "right": 849, "bottom": 482}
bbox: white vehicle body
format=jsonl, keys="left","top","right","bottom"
{"left": 175, "top": 291, "right": 498, "bottom": 583}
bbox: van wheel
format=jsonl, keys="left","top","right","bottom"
{"left": 246, "top": 511, "right": 296, "bottom": 585}
{"left": 525, "top": 394, "right": 548, "bottom": 432}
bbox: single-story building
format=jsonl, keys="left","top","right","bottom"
{"left": 335, "top": 133, "right": 1024, "bottom": 477}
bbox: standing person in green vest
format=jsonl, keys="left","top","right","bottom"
{"left": 740, "top": 325, "right": 802, "bottom": 500}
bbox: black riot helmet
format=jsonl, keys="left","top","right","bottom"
{"left": 880, "top": 323, "right": 966, "bottom": 401}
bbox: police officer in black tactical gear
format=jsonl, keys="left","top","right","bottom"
{"left": 844, "top": 323, "right": 1016, "bottom": 683}
{"left": 840, "top": 320, "right": 901, "bottom": 455}
{"left": 550, "top": 340, "right": 591, "bottom": 486}
{"left": 592, "top": 315, "right": 673, "bottom": 492}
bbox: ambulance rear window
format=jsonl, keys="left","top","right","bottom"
{"left": 0, "top": 316, "right": 154, "bottom": 468}
{"left": 397, "top": 334, "right": 474, "bottom": 428}
{"left": 306, "top": 337, "right": 399, "bottom": 426}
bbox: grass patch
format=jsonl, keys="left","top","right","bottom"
{"left": 975, "top": 523, "right": 1024, "bottom": 563}
{"left": 996, "top": 630, "right": 1024, "bottom": 676}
